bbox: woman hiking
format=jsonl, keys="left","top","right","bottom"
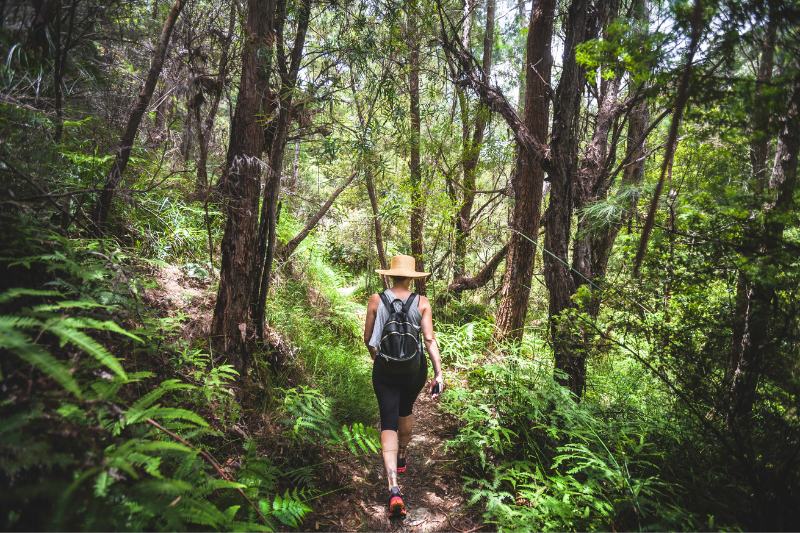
{"left": 363, "top": 255, "right": 444, "bottom": 518}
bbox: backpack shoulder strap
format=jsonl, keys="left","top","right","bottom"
{"left": 378, "top": 292, "right": 394, "bottom": 312}
{"left": 401, "top": 293, "right": 418, "bottom": 314}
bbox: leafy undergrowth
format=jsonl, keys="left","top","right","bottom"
{"left": 436, "top": 319, "right": 713, "bottom": 532}
{"left": 0, "top": 216, "right": 382, "bottom": 531}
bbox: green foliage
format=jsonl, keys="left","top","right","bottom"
{"left": 281, "top": 386, "right": 381, "bottom": 456}
{"left": 441, "top": 329, "right": 698, "bottom": 531}
{"left": 0, "top": 221, "right": 315, "bottom": 532}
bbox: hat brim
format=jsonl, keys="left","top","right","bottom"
{"left": 375, "top": 268, "right": 431, "bottom": 278}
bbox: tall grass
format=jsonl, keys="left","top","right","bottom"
{"left": 264, "top": 226, "right": 377, "bottom": 427}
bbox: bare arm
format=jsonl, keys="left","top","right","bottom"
{"left": 364, "top": 293, "right": 379, "bottom": 360}
{"left": 418, "top": 296, "right": 444, "bottom": 397}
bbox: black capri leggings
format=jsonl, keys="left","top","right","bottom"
{"left": 372, "top": 355, "right": 428, "bottom": 432}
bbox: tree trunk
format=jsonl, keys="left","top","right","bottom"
{"left": 291, "top": 137, "right": 300, "bottom": 192}
{"left": 516, "top": 0, "right": 526, "bottom": 114}
{"left": 365, "top": 167, "right": 390, "bottom": 289}
{"left": 453, "top": 0, "right": 495, "bottom": 282}
{"left": 570, "top": 0, "right": 623, "bottom": 305}
{"left": 545, "top": 0, "right": 590, "bottom": 398}
{"left": 727, "top": 11, "right": 779, "bottom": 408}
{"left": 53, "top": 0, "right": 62, "bottom": 142}
{"left": 750, "top": 18, "right": 778, "bottom": 190}
{"left": 586, "top": 62, "right": 650, "bottom": 303}
{"left": 92, "top": 0, "right": 185, "bottom": 234}
{"left": 254, "top": 0, "right": 312, "bottom": 341}
{"left": 211, "top": 0, "right": 275, "bottom": 375}
{"left": 408, "top": 2, "right": 426, "bottom": 296}
{"left": 494, "top": 0, "right": 556, "bottom": 342}
{"left": 728, "top": 82, "right": 799, "bottom": 422}
{"left": 196, "top": 2, "right": 236, "bottom": 189}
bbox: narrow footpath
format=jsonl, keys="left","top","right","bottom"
{"left": 306, "top": 392, "right": 483, "bottom": 532}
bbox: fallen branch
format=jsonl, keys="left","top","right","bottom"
{"left": 280, "top": 169, "right": 359, "bottom": 258}
{"left": 437, "top": 241, "right": 509, "bottom": 300}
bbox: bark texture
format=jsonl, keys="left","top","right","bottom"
{"left": 494, "top": 0, "right": 555, "bottom": 342}
{"left": 254, "top": 0, "right": 312, "bottom": 340}
{"left": 92, "top": 0, "right": 185, "bottom": 234}
{"left": 211, "top": 0, "right": 275, "bottom": 374}
{"left": 545, "top": 0, "right": 590, "bottom": 398}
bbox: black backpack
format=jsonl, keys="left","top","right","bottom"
{"left": 377, "top": 292, "right": 422, "bottom": 375}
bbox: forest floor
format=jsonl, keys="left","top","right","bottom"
{"left": 147, "top": 264, "right": 485, "bottom": 533}
{"left": 305, "top": 392, "right": 482, "bottom": 532}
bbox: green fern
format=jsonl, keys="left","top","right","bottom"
{"left": 266, "top": 488, "right": 312, "bottom": 529}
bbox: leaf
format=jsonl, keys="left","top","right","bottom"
{"left": 47, "top": 324, "right": 127, "bottom": 378}
{"left": 0, "top": 324, "right": 81, "bottom": 396}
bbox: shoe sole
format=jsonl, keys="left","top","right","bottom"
{"left": 389, "top": 496, "right": 406, "bottom": 517}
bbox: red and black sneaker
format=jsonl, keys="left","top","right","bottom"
{"left": 397, "top": 446, "right": 407, "bottom": 473}
{"left": 388, "top": 486, "right": 406, "bottom": 518}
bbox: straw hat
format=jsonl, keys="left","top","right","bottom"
{"left": 375, "top": 255, "right": 430, "bottom": 278}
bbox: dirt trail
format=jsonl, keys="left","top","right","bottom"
{"left": 146, "top": 267, "right": 483, "bottom": 532}
{"left": 307, "top": 393, "right": 483, "bottom": 532}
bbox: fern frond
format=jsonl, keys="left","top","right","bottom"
{"left": 131, "top": 380, "right": 195, "bottom": 411}
{"left": 0, "top": 288, "right": 60, "bottom": 303}
{"left": 270, "top": 489, "right": 312, "bottom": 528}
{"left": 60, "top": 316, "right": 142, "bottom": 343}
{"left": 0, "top": 325, "right": 81, "bottom": 396}
{"left": 47, "top": 324, "right": 127, "bottom": 378}
{"left": 0, "top": 315, "right": 43, "bottom": 329}
{"left": 31, "top": 300, "right": 105, "bottom": 313}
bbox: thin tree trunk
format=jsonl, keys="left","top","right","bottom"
{"left": 254, "top": 0, "right": 312, "bottom": 341}
{"left": 291, "top": 137, "right": 300, "bottom": 192}
{"left": 750, "top": 18, "right": 778, "bottom": 190}
{"left": 728, "top": 82, "right": 800, "bottom": 421}
{"left": 453, "top": 0, "right": 495, "bottom": 281}
{"left": 494, "top": 0, "right": 555, "bottom": 342}
{"left": 728, "top": 15, "right": 778, "bottom": 395}
{"left": 92, "top": 0, "right": 185, "bottom": 234}
{"left": 211, "top": 0, "right": 275, "bottom": 375}
{"left": 545, "top": 0, "right": 590, "bottom": 398}
{"left": 516, "top": 0, "right": 526, "bottom": 114}
{"left": 570, "top": 0, "right": 623, "bottom": 305}
{"left": 409, "top": 1, "right": 426, "bottom": 296}
{"left": 349, "top": 69, "right": 390, "bottom": 289}
{"left": 196, "top": 1, "right": 236, "bottom": 188}
{"left": 53, "top": 0, "right": 62, "bottom": 141}
{"left": 365, "top": 167, "right": 390, "bottom": 289}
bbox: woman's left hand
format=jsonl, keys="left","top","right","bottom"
{"left": 429, "top": 375, "right": 444, "bottom": 398}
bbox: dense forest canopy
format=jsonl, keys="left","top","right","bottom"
{"left": 1, "top": 0, "right": 799, "bottom": 530}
